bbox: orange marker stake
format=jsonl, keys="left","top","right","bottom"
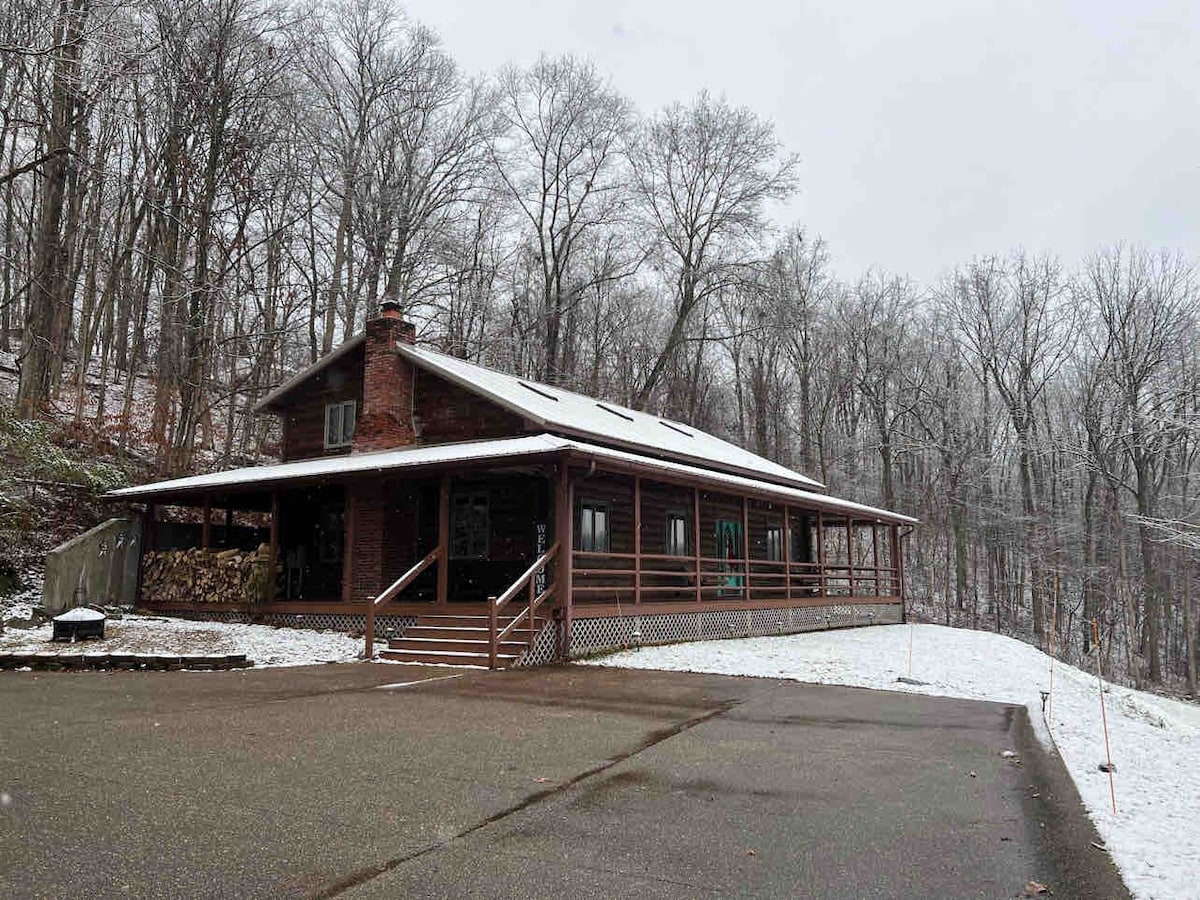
{"left": 1092, "top": 618, "right": 1118, "bottom": 815}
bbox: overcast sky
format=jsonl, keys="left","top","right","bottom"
{"left": 403, "top": 0, "right": 1200, "bottom": 286}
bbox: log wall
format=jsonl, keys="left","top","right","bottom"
{"left": 414, "top": 370, "right": 528, "bottom": 444}
{"left": 278, "top": 345, "right": 364, "bottom": 461}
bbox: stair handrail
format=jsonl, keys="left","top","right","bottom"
{"left": 365, "top": 547, "right": 442, "bottom": 660}
{"left": 488, "top": 542, "right": 559, "bottom": 669}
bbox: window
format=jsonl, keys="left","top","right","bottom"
{"left": 324, "top": 400, "right": 356, "bottom": 448}
{"left": 766, "top": 525, "right": 784, "bottom": 562}
{"left": 579, "top": 502, "right": 610, "bottom": 553}
{"left": 451, "top": 492, "right": 489, "bottom": 558}
{"left": 666, "top": 512, "right": 690, "bottom": 556}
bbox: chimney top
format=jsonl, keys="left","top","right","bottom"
{"left": 380, "top": 299, "right": 402, "bottom": 320}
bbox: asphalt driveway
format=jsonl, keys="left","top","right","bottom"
{"left": 0, "top": 663, "right": 1126, "bottom": 899}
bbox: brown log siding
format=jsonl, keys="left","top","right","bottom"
{"left": 414, "top": 369, "right": 528, "bottom": 444}
{"left": 278, "top": 345, "right": 365, "bottom": 462}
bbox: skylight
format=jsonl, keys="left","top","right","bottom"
{"left": 660, "top": 420, "right": 694, "bottom": 438}
{"left": 518, "top": 380, "right": 559, "bottom": 401}
{"left": 595, "top": 402, "right": 634, "bottom": 422}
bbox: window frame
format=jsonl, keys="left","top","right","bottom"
{"left": 324, "top": 399, "right": 357, "bottom": 449}
{"left": 765, "top": 523, "right": 784, "bottom": 562}
{"left": 579, "top": 500, "right": 611, "bottom": 554}
{"left": 665, "top": 511, "right": 690, "bottom": 557}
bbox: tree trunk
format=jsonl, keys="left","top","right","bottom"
{"left": 17, "top": 0, "right": 89, "bottom": 417}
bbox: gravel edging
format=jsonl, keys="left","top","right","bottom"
{"left": 0, "top": 651, "right": 253, "bottom": 672}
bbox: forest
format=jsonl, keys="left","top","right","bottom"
{"left": 1, "top": 0, "right": 1197, "bottom": 694}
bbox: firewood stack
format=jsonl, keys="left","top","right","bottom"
{"left": 141, "top": 545, "right": 273, "bottom": 605}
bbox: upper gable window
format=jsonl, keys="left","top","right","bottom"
{"left": 324, "top": 400, "right": 356, "bottom": 449}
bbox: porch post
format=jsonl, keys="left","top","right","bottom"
{"left": 364, "top": 494, "right": 374, "bottom": 661}
{"left": 692, "top": 486, "right": 701, "bottom": 603}
{"left": 268, "top": 492, "right": 279, "bottom": 603}
{"left": 845, "top": 517, "right": 855, "bottom": 597}
{"left": 815, "top": 510, "right": 826, "bottom": 596}
{"left": 201, "top": 496, "right": 212, "bottom": 550}
{"left": 342, "top": 487, "right": 355, "bottom": 603}
{"left": 872, "top": 523, "right": 881, "bottom": 597}
{"left": 224, "top": 507, "right": 233, "bottom": 547}
{"left": 437, "top": 475, "right": 450, "bottom": 606}
{"left": 741, "top": 496, "right": 751, "bottom": 601}
{"left": 135, "top": 503, "right": 155, "bottom": 605}
{"left": 633, "top": 475, "right": 642, "bottom": 606}
{"left": 554, "top": 459, "right": 574, "bottom": 659}
{"left": 783, "top": 505, "right": 792, "bottom": 602}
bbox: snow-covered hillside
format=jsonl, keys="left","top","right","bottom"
{"left": 584, "top": 624, "right": 1200, "bottom": 900}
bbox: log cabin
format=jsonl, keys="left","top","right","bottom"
{"left": 110, "top": 301, "right": 916, "bottom": 667}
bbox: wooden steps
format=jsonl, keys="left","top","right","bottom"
{"left": 378, "top": 613, "right": 548, "bottom": 668}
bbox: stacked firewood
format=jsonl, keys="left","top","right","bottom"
{"left": 141, "top": 545, "right": 273, "bottom": 605}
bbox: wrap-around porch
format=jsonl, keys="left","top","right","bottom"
{"left": 128, "top": 443, "right": 910, "bottom": 666}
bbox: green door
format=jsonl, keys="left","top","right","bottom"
{"left": 715, "top": 519, "right": 744, "bottom": 597}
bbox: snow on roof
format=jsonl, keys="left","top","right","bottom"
{"left": 107, "top": 434, "right": 567, "bottom": 500}
{"left": 400, "top": 344, "right": 825, "bottom": 491}
{"left": 564, "top": 438, "right": 916, "bottom": 524}
{"left": 107, "top": 434, "right": 914, "bottom": 524}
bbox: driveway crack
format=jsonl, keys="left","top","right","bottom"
{"left": 312, "top": 697, "right": 742, "bottom": 899}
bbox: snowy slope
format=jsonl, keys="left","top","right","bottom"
{"left": 584, "top": 624, "right": 1200, "bottom": 900}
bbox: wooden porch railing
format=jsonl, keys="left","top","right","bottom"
{"left": 488, "top": 541, "right": 560, "bottom": 669}
{"left": 571, "top": 549, "right": 900, "bottom": 604}
{"left": 365, "top": 547, "right": 442, "bottom": 659}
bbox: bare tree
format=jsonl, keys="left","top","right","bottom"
{"left": 15, "top": 0, "right": 89, "bottom": 416}
{"left": 629, "top": 91, "right": 797, "bottom": 410}
{"left": 1080, "top": 246, "right": 1194, "bottom": 682}
{"left": 492, "top": 54, "right": 630, "bottom": 384}
{"left": 945, "top": 253, "right": 1077, "bottom": 643}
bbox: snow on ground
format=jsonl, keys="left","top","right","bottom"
{"left": 0, "top": 614, "right": 363, "bottom": 668}
{"left": 584, "top": 624, "right": 1200, "bottom": 900}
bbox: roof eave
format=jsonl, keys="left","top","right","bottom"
{"left": 252, "top": 334, "right": 366, "bottom": 414}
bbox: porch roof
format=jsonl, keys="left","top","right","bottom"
{"left": 107, "top": 434, "right": 916, "bottom": 525}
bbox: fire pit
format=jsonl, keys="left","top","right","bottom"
{"left": 52, "top": 607, "right": 107, "bottom": 642}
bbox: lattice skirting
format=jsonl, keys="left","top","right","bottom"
{"left": 513, "top": 622, "right": 560, "bottom": 668}
{"left": 147, "top": 604, "right": 902, "bottom": 666}
{"left": 567, "top": 603, "right": 903, "bottom": 659}
{"left": 145, "top": 609, "right": 417, "bottom": 638}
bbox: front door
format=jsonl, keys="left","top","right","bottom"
{"left": 715, "top": 519, "right": 744, "bottom": 597}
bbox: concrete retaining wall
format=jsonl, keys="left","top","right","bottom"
{"left": 42, "top": 518, "right": 142, "bottom": 614}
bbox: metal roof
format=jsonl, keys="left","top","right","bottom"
{"left": 107, "top": 434, "right": 915, "bottom": 524}
{"left": 400, "top": 344, "right": 826, "bottom": 491}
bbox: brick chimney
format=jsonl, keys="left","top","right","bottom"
{"left": 353, "top": 300, "right": 417, "bottom": 452}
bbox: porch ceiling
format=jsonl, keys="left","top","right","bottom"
{"left": 106, "top": 434, "right": 916, "bottom": 525}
